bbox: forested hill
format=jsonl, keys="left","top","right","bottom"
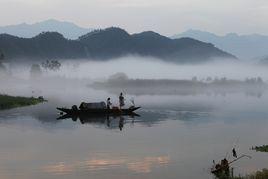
{"left": 0, "top": 27, "right": 236, "bottom": 63}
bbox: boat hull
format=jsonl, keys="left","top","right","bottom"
{"left": 57, "top": 107, "right": 140, "bottom": 116}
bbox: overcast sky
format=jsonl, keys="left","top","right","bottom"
{"left": 0, "top": 0, "right": 268, "bottom": 36}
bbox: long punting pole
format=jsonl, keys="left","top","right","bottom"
{"left": 228, "top": 155, "right": 252, "bottom": 165}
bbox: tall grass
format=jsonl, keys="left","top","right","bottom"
{"left": 216, "top": 169, "right": 268, "bottom": 179}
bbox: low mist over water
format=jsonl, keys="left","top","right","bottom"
{"left": 2, "top": 57, "right": 268, "bottom": 80}
{"left": 41, "top": 58, "right": 268, "bottom": 80}
{"left": 1, "top": 57, "right": 268, "bottom": 99}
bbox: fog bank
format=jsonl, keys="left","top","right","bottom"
{"left": 2, "top": 57, "right": 266, "bottom": 80}
{"left": 33, "top": 57, "right": 268, "bottom": 81}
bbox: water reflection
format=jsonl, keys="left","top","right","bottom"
{"left": 1, "top": 89, "right": 268, "bottom": 179}
{"left": 0, "top": 103, "right": 211, "bottom": 131}
{"left": 42, "top": 155, "right": 170, "bottom": 175}
{"left": 57, "top": 113, "right": 139, "bottom": 131}
{"left": 55, "top": 107, "right": 211, "bottom": 131}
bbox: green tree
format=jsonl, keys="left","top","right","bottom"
{"left": 41, "top": 60, "right": 61, "bottom": 71}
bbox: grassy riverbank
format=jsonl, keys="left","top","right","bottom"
{"left": 252, "top": 145, "right": 268, "bottom": 153}
{"left": 217, "top": 169, "right": 268, "bottom": 179}
{"left": 0, "top": 94, "right": 45, "bottom": 110}
{"left": 232, "top": 169, "right": 268, "bottom": 179}
{"left": 227, "top": 146, "right": 268, "bottom": 178}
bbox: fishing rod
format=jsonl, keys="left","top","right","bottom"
{"left": 211, "top": 154, "right": 252, "bottom": 174}
{"left": 122, "top": 90, "right": 136, "bottom": 106}
{"left": 225, "top": 138, "right": 240, "bottom": 159}
{"left": 228, "top": 154, "right": 252, "bottom": 166}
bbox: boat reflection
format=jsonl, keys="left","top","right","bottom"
{"left": 57, "top": 113, "right": 140, "bottom": 130}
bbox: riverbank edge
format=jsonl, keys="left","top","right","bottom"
{"left": 0, "top": 94, "right": 46, "bottom": 110}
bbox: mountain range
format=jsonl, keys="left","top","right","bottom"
{"left": 0, "top": 27, "right": 236, "bottom": 63}
{"left": 0, "top": 19, "right": 92, "bottom": 40}
{"left": 1, "top": 20, "right": 268, "bottom": 61}
{"left": 172, "top": 29, "right": 268, "bottom": 60}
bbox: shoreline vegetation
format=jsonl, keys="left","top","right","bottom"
{"left": 91, "top": 73, "right": 266, "bottom": 96}
{"left": 226, "top": 169, "right": 268, "bottom": 179}
{"left": 0, "top": 94, "right": 45, "bottom": 110}
{"left": 252, "top": 145, "right": 268, "bottom": 153}
{"left": 217, "top": 145, "right": 268, "bottom": 179}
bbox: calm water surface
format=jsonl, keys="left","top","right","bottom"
{"left": 0, "top": 84, "right": 268, "bottom": 179}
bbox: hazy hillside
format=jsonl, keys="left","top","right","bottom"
{"left": 79, "top": 28, "right": 236, "bottom": 62}
{"left": 0, "top": 19, "right": 92, "bottom": 39}
{"left": 0, "top": 32, "right": 85, "bottom": 60}
{"left": 0, "top": 27, "right": 236, "bottom": 63}
{"left": 259, "top": 56, "right": 268, "bottom": 65}
{"left": 172, "top": 29, "right": 268, "bottom": 60}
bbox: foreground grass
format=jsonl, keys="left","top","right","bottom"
{"left": 217, "top": 169, "right": 268, "bottom": 179}
{"left": 0, "top": 94, "right": 45, "bottom": 110}
{"left": 233, "top": 169, "right": 268, "bottom": 179}
{"left": 252, "top": 145, "right": 268, "bottom": 153}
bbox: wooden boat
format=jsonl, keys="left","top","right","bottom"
{"left": 57, "top": 112, "right": 140, "bottom": 120}
{"left": 57, "top": 106, "right": 141, "bottom": 116}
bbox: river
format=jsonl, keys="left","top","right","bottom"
{"left": 0, "top": 78, "right": 268, "bottom": 179}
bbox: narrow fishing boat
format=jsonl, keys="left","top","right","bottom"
{"left": 57, "top": 102, "right": 140, "bottom": 116}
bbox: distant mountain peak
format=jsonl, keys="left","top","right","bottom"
{"left": 225, "top": 33, "right": 239, "bottom": 38}
{"left": 102, "top": 27, "right": 129, "bottom": 35}
{"left": 134, "top": 31, "right": 163, "bottom": 37}
{"left": 105, "top": 27, "right": 127, "bottom": 31}
{"left": 35, "top": 19, "right": 77, "bottom": 27}
{"left": 41, "top": 19, "right": 62, "bottom": 23}
{"left": 172, "top": 29, "right": 268, "bottom": 60}
{"left": 0, "top": 19, "right": 92, "bottom": 39}
{"left": 79, "top": 27, "right": 130, "bottom": 40}
{"left": 34, "top": 31, "right": 65, "bottom": 39}
{"left": 184, "top": 29, "right": 216, "bottom": 35}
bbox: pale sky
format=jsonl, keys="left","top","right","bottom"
{"left": 0, "top": 0, "right": 268, "bottom": 36}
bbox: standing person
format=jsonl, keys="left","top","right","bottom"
{"left": 119, "top": 92, "right": 125, "bottom": 109}
{"left": 106, "top": 98, "right": 112, "bottom": 110}
{"left": 232, "top": 148, "right": 237, "bottom": 158}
